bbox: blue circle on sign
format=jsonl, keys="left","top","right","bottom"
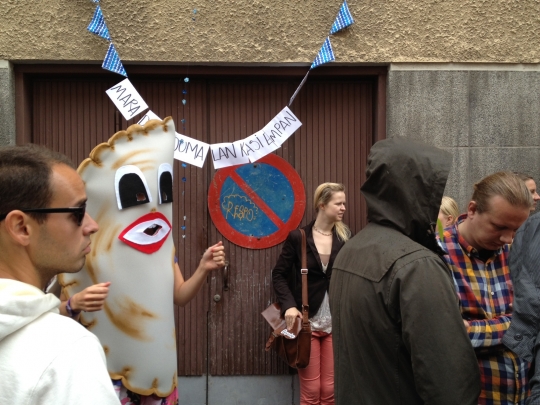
{"left": 208, "top": 153, "right": 306, "bottom": 249}
{"left": 220, "top": 164, "right": 294, "bottom": 237}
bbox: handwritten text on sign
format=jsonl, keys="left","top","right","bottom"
{"left": 137, "top": 111, "right": 210, "bottom": 168}
{"left": 210, "top": 107, "right": 302, "bottom": 169}
{"left": 174, "top": 134, "right": 210, "bottom": 168}
{"left": 106, "top": 79, "right": 149, "bottom": 120}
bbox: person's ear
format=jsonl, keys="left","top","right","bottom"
{"left": 445, "top": 215, "right": 454, "bottom": 227}
{"left": 467, "top": 201, "right": 478, "bottom": 218}
{"left": 3, "top": 211, "right": 34, "bottom": 247}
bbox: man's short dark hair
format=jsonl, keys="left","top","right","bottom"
{"left": 0, "top": 144, "right": 74, "bottom": 223}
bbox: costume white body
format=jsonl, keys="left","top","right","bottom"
{"left": 0, "top": 279, "right": 119, "bottom": 405}
{"left": 61, "top": 118, "right": 177, "bottom": 397}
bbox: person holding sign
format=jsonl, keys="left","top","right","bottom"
{"left": 60, "top": 118, "right": 226, "bottom": 405}
{"left": 272, "top": 183, "right": 350, "bottom": 405}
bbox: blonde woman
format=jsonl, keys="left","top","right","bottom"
{"left": 438, "top": 196, "right": 459, "bottom": 228}
{"left": 272, "top": 183, "right": 351, "bottom": 405}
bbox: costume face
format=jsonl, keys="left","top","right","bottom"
{"left": 60, "top": 118, "right": 177, "bottom": 397}
{"left": 34, "top": 164, "right": 98, "bottom": 279}
{"left": 466, "top": 196, "right": 529, "bottom": 251}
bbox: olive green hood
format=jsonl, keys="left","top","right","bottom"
{"left": 360, "top": 138, "right": 452, "bottom": 251}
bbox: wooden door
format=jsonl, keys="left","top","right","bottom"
{"left": 16, "top": 66, "right": 383, "bottom": 377}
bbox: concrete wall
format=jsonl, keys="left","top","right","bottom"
{"left": 1, "top": 1, "right": 540, "bottom": 63}
{"left": 178, "top": 375, "right": 300, "bottom": 405}
{"left": 387, "top": 64, "right": 540, "bottom": 212}
{"left": 0, "top": 60, "right": 15, "bottom": 146}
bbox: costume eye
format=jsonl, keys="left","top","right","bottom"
{"left": 114, "top": 165, "right": 152, "bottom": 210}
{"left": 158, "top": 163, "right": 173, "bottom": 204}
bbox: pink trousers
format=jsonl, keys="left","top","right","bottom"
{"left": 298, "top": 331, "right": 334, "bottom": 405}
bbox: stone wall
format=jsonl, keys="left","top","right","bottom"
{"left": 0, "top": 61, "right": 15, "bottom": 146}
{"left": 387, "top": 64, "right": 540, "bottom": 212}
{"left": 1, "top": 1, "right": 539, "bottom": 63}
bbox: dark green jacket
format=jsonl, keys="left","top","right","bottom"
{"left": 330, "top": 138, "right": 480, "bottom": 405}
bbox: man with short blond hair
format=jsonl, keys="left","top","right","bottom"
{"left": 439, "top": 171, "right": 532, "bottom": 405}
{"left": 0, "top": 144, "right": 120, "bottom": 404}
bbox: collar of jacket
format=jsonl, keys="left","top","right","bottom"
{"left": 303, "top": 219, "right": 343, "bottom": 272}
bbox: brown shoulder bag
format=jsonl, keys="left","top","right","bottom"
{"left": 262, "top": 229, "right": 312, "bottom": 369}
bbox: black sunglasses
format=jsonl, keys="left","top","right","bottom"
{"left": 0, "top": 204, "right": 86, "bottom": 226}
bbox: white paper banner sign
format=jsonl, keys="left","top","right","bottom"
{"left": 211, "top": 142, "right": 250, "bottom": 169}
{"left": 106, "top": 79, "right": 149, "bottom": 120}
{"left": 262, "top": 106, "right": 302, "bottom": 147}
{"left": 137, "top": 110, "right": 161, "bottom": 126}
{"left": 174, "top": 133, "right": 210, "bottom": 168}
{"left": 245, "top": 130, "right": 279, "bottom": 163}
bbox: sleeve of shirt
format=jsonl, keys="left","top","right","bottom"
{"left": 527, "top": 345, "right": 540, "bottom": 405}
{"left": 272, "top": 231, "right": 299, "bottom": 316}
{"left": 394, "top": 256, "right": 481, "bottom": 405}
{"left": 467, "top": 315, "right": 512, "bottom": 348}
{"left": 32, "top": 334, "right": 120, "bottom": 405}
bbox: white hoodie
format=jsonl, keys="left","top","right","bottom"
{"left": 0, "top": 279, "right": 120, "bottom": 405}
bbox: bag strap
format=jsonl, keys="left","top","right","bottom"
{"left": 299, "top": 229, "right": 310, "bottom": 327}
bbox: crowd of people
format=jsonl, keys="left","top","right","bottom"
{"left": 2, "top": 138, "right": 540, "bottom": 405}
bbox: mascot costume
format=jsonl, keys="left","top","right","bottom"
{"left": 61, "top": 117, "right": 178, "bottom": 398}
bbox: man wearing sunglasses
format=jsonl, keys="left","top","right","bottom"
{"left": 0, "top": 144, "right": 120, "bottom": 404}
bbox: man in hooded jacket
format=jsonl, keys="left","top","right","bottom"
{"left": 329, "top": 138, "right": 480, "bottom": 405}
{"left": 503, "top": 213, "right": 540, "bottom": 405}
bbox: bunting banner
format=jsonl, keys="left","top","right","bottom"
{"left": 87, "top": 5, "right": 111, "bottom": 41}
{"left": 329, "top": 0, "right": 354, "bottom": 35}
{"left": 310, "top": 37, "right": 335, "bottom": 69}
{"left": 102, "top": 43, "right": 128, "bottom": 77}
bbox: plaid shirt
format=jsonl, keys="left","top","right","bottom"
{"left": 439, "top": 215, "right": 529, "bottom": 405}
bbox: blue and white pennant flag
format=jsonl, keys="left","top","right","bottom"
{"left": 102, "top": 43, "right": 127, "bottom": 77}
{"left": 87, "top": 5, "right": 111, "bottom": 41}
{"left": 310, "top": 37, "right": 335, "bottom": 69}
{"left": 330, "top": 0, "right": 354, "bottom": 34}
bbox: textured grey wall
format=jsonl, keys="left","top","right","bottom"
{"left": 0, "top": 61, "right": 15, "bottom": 146}
{"left": 387, "top": 66, "right": 540, "bottom": 214}
{"left": 1, "top": 1, "right": 540, "bottom": 63}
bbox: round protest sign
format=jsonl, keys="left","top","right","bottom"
{"left": 208, "top": 154, "right": 305, "bottom": 249}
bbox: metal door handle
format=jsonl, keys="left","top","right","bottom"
{"left": 223, "top": 261, "right": 229, "bottom": 291}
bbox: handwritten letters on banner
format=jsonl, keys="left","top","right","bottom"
{"left": 109, "top": 79, "right": 303, "bottom": 169}
{"left": 106, "top": 79, "right": 148, "bottom": 120}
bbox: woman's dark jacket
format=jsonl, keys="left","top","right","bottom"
{"left": 272, "top": 219, "right": 345, "bottom": 318}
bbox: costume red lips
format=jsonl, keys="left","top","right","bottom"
{"left": 118, "top": 212, "right": 172, "bottom": 254}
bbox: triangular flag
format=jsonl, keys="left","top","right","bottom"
{"left": 330, "top": 0, "right": 354, "bottom": 35}
{"left": 102, "top": 43, "right": 127, "bottom": 77}
{"left": 310, "top": 37, "right": 335, "bottom": 70}
{"left": 87, "top": 5, "right": 111, "bottom": 41}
